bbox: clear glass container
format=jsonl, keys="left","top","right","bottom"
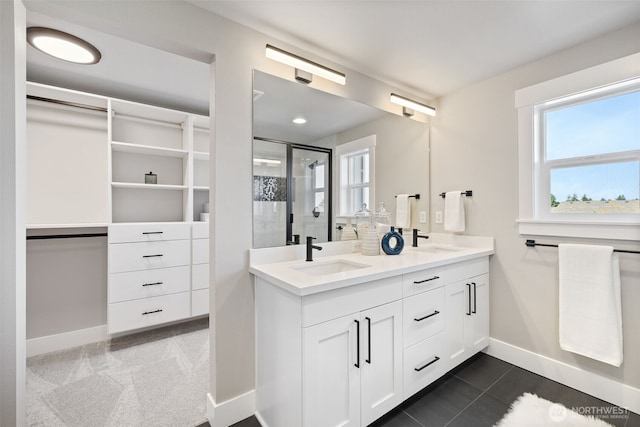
{"left": 375, "top": 202, "right": 392, "bottom": 240}
{"left": 355, "top": 204, "right": 379, "bottom": 255}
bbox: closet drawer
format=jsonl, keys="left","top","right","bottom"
{"left": 192, "top": 238, "right": 209, "bottom": 265}
{"left": 109, "top": 222, "right": 190, "bottom": 244}
{"left": 403, "top": 287, "right": 445, "bottom": 348}
{"left": 403, "top": 267, "right": 445, "bottom": 296}
{"left": 192, "top": 263, "right": 209, "bottom": 290}
{"left": 192, "top": 222, "right": 209, "bottom": 239}
{"left": 192, "top": 288, "right": 209, "bottom": 317}
{"left": 108, "top": 292, "right": 191, "bottom": 334}
{"left": 109, "top": 265, "right": 190, "bottom": 303}
{"left": 446, "top": 258, "right": 488, "bottom": 283}
{"left": 109, "top": 240, "right": 190, "bottom": 273}
{"left": 404, "top": 332, "right": 446, "bottom": 399}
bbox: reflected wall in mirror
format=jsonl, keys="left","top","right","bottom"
{"left": 252, "top": 70, "right": 430, "bottom": 248}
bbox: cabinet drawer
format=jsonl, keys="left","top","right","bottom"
{"left": 446, "top": 257, "right": 489, "bottom": 283}
{"left": 192, "top": 238, "right": 209, "bottom": 265}
{"left": 109, "top": 265, "right": 190, "bottom": 303}
{"left": 108, "top": 292, "right": 190, "bottom": 334}
{"left": 192, "top": 222, "right": 209, "bottom": 239}
{"left": 404, "top": 332, "right": 446, "bottom": 399}
{"left": 403, "top": 267, "right": 445, "bottom": 296}
{"left": 109, "top": 222, "right": 190, "bottom": 243}
{"left": 192, "top": 288, "right": 209, "bottom": 316}
{"left": 192, "top": 263, "right": 209, "bottom": 290}
{"left": 403, "top": 287, "right": 445, "bottom": 348}
{"left": 109, "top": 239, "right": 190, "bottom": 273}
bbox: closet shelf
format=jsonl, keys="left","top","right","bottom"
{"left": 193, "top": 186, "right": 210, "bottom": 191}
{"left": 111, "top": 141, "right": 188, "bottom": 158}
{"left": 112, "top": 182, "right": 188, "bottom": 191}
{"left": 193, "top": 151, "right": 210, "bottom": 160}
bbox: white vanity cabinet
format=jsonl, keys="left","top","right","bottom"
{"left": 445, "top": 258, "right": 490, "bottom": 368}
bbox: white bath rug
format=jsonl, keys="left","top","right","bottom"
{"left": 494, "top": 393, "right": 614, "bottom": 427}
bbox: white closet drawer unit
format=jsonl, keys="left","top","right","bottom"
{"left": 446, "top": 258, "right": 488, "bottom": 283}
{"left": 192, "top": 263, "right": 209, "bottom": 291}
{"left": 109, "top": 222, "right": 190, "bottom": 244}
{"left": 192, "top": 222, "right": 209, "bottom": 239}
{"left": 403, "top": 332, "right": 446, "bottom": 399}
{"left": 192, "top": 238, "right": 209, "bottom": 265}
{"left": 402, "top": 267, "right": 445, "bottom": 297}
{"left": 403, "top": 287, "right": 445, "bottom": 348}
{"left": 109, "top": 265, "right": 190, "bottom": 303}
{"left": 192, "top": 288, "right": 209, "bottom": 317}
{"left": 109, "top": 239, "right": 190, "bottom": 273}
{"left": 108, "top": 292, "right": 191, "bottom": 334}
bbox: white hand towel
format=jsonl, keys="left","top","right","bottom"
{"left": 444, "top": 191, "right": 465, "bottom": 232}
{"left": 395, "top": 194, "right": 411, "bottom": 229}
{"left": 559, "top": 244, "right": 623, "bottom": 367}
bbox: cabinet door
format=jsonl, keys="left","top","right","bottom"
{"left": 466, "top": 274, "right": 489, "bottom": 353}
{"left": 303, "top": 314, "right": 361, "bottom": 427}
{"left": 446, "top": 280, "right": 469, "bottom": 368}
{"left": 360, "top": 300, "right": 403, "bottom": 426}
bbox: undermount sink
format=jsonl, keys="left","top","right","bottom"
{"left": 413, "top": 245, "right": 465, "bottom": 254}
{"left": 291, "top": 259, "right": 370, "bottom": 276}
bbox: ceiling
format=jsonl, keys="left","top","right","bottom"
{"left": 192, "top": 0, "right": 640, "bottom": 99}
{"left": 24, "top": 1, "right": 640, "bottom": 116}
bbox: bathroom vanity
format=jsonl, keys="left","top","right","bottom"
{"left": 250, "top": 234, "right": 494, "bottom": 427}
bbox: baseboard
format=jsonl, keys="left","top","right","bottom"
{"left": 207, "top": 390, "right": 255, "bottom": 427}
{"left": 485, "top": 338, "right": 640, "bottom": 415}
{"left": 26, "top": 324, "right": 108, "bottom": 357}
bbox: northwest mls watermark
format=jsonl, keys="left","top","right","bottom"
{"left": 548, "top": 403, "right": 630, "bottom": 422}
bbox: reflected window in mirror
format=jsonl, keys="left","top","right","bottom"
{"left": 337, "top": 135, "right": 376, "bottom": 216}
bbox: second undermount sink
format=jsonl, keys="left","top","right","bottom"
{"left": 291, "top": 259, "right": 370, "bottom": 276}
{"left": 414, "top": 245, "right": 465, "bottom": 254}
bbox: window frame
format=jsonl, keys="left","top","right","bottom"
{"left": 336, "top": 135, "right": 376, "bottom": 217}
{"left": 516, "top": 53, "right": 640, "bottom": 241}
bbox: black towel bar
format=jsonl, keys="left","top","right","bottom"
{"left": 395, "top": 194, "right": 420, "bottom": 199}
{"left": 525, "top": 239, "right": 639, "bottom": 254}
{"left": 439, "top": 190, "right": 472, "bottom": 198}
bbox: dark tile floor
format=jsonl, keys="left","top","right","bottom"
{"left": 199, "top": 353, "right": 640, "bottom": 427}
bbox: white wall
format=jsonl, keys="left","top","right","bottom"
{"left": 0, "top": 1, "right": 26, "bottom": 425}
{"left": 430, "top": 21, "right": 640, "bottom": 395}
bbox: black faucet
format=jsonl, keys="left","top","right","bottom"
{"left": 412, "top": 228, "right": 429, "bottom": 247}
{"left": 286, "top": 234, "right": 301, "bottom": 245}
{"left": 306, "top": 236, "right": 323, "bottom": 261}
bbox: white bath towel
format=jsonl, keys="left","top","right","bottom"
{"left": 559, "top": 244, "right": 622, "bottom": 367}
{"left": 444, "top": 191, "right": 465, "bottom": 232}
{"left": 395, "top": 194, "right": 411, "bottom": 229}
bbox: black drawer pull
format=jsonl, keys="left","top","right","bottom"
{"left": 354, "top": 319, "right": 360, "bottom": 368}
{"left": 142, "top": 309, "right": 163, "bottom": 315}
{"left": 142, "top": 281, "right": 163, "bottom": 287}
{"left": 142, "top": 231, "right": 163, "bottom": 235}
{"left": 415, "top": 356, "right": 440, "bottom": 372}
{"left": 414, "top": 310, "right": 440, "bottom": 322}
{"left": 414, "top": 276, "right": 439, "bottom": 284}
{"left": 142, "top": 254, "right": 163, "bottom": 258}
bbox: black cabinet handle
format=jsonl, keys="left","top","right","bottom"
{"left": 365, "top": 317, "right": 371, "bottom": 364}
{"left": 414, "top": 276, "right": 439, "bottom": 284}
{"left": 142, "top": 281, "right": 163, "bottom": 287}
{"left": 354, "top": 319, "right": 360, "bottom": 368}
{"left": 472, "top": 282, "right": 477, "bottom": 314}
{"left": 142, "top": 231, "right": 163, "bottom": 235}
{"left": 142, "top": 309, "right": 163, "bottom": 315}
{"left": 414, "top": 310, "right": 440, "bottom": 322}
{"left": 466, "top": 283, "right": 471, "bottom": 316}
{"left": 142, "top": 254, "right": 163, "bottom": 258}
{"left": 415, "top": 356, "right": 440, "bottom": 372}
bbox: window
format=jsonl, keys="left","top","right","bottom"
{"left": 336, "top": 135, "right": 376, "bottom": 216}
{"left": 313, "top": 162, "right": 325, "bottom": 213}
{"left": 516, "top": 53, "right": 640, "bottom": 240}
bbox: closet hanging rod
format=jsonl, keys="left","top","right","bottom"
{"left": 525, "top": 239, "right": 640, "bottom": 254}
{"left": 111, "top": 112, "right": 184, "bottom": 129}
{"left": 26, "top": 95, "right": 107, "bottom": 113}
{"left": 27, "top": 233, "right": 108, "bottom": 241}
{"left": 439, "top": 190, "right": 473, "bottom": 198}
{"left": 395, "top": 194, "right": 420, "bottom": 199}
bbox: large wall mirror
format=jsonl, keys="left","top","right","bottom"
{"left": 252, "top": 70, "right": 430, "bottom": 248}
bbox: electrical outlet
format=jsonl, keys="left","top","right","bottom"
{"left": 435, "top": 211, "right": 443, "bottom": 224}
{"left": 419, "top": 211, "right": 427, "bottom": 223}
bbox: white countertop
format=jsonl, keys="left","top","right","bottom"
{"left": 249, "top": 233, "right": 494, "bottom": 296}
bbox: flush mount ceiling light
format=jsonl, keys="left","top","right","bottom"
{"left": 390, "top": 93, "right": 436, "bottom": 117}
{"left": 292, "top": 117, "right": 307, "bottom": 124}
{"left": 266, "top": 44, "right": 346, "bottom": 85}
{"left": 27, "top": 27, "right": 101, "bottom": 65}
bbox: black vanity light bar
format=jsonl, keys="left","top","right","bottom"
{"left": 265, "top": 44, "right": 346, "bottom": 85}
